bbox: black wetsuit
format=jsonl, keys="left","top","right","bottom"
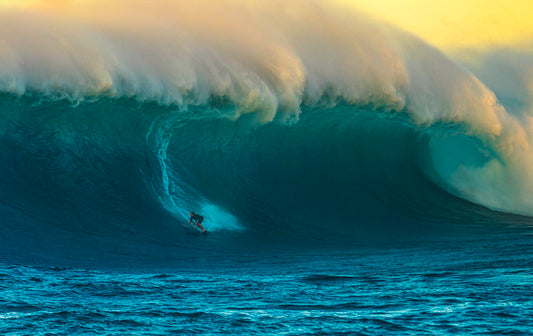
{"left": 191, "top": 214, "right": 204, "bottom": 223}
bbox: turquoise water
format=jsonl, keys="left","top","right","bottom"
{"left": 0, "top": 6, "right": 533, "bottom": 335}
{"left": 2, "top": 3, "right": 533, "bottom": 333}
{"left": 1, "top": 95, "right": 533, "bottom": 334}
{"left": 2, "top": 228, "right": 533, "bottom": 335}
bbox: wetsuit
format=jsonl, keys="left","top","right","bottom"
{"left": 191, "top": 214, "right": 204, "bottom": 223}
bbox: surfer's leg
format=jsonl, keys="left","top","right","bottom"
{"left": 197, "top": 220, "right": 206, "bottom": 232}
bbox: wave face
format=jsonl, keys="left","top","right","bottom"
{"left": 0, "top": 96, "right": 523, "bottom": 243}
{"left": 1, "top": 0, "right": 533, "bottom": 253}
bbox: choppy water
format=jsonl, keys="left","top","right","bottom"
{"left": 2, "top": 229, "right": 533, "bottom": 335}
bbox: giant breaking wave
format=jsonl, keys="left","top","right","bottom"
{"left": 1, "top": 0, "right": 533, "bottom": 245}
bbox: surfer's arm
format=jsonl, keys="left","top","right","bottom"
{"left": 185, "top": 219, "right": 192, "bottom": 227}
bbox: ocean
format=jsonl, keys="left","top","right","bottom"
{"left": 1, "top": 0, "right": 533, "bottom": 334}
{"left": 2, "top": 230, "right": 533, "bottom": 335}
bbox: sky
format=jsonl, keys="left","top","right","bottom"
{"left": 0, "top": 0, "right": 531, "bottom": 50}
{"left": 352, "top": 0, "right": 533, "bottom": 50}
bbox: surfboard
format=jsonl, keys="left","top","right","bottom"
{"left": 184, "top": 225, "right": 208, "bottom": 235}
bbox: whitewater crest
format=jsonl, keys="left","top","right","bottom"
{"left": 1, "top": 0, "right": 533, "bottom": 216}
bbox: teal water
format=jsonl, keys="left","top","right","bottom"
{"left": 2, "top": 228, "right": 533, "bottom": 335}
{"left": 1, "top": 95, "right": 533, "bottom": 334}
{"left": 2, "top": 3, "right": 533, "bottom": 334}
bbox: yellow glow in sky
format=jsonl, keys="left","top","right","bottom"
{"left": 0, "top": 0, "right": 38, "bottom": 9}
{"left": 352, "top": 0, "right": 533, "bottom": 50}
{"left": 1, "top": 0, "right": 532, "bottom": 50}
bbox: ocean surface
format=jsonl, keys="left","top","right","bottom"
{"left": 2, "top": 227, "right": 533, "bottom": 335}
{"left": 2, "top": 1, "right": 533, "bottom": 334}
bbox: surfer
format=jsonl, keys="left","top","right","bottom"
{"left": 186, "top": 211, "right": 206, "bottom": 233}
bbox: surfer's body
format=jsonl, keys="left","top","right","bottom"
{"left": 186, "top": 211, "right": 206, "bottom": 233}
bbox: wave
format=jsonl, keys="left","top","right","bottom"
{"left": 1, "top": 0, "right": 533, "bottom": 245}
{"left": 0, "top": 95, "right": 522, "bottom": 239}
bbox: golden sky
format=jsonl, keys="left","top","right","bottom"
{"left": 1, "top": 0, "right": 532, "bottom": 50}
{"left": 0, "top": 0, "right": 37, "bottom": 8}
{"left": 351, "top": 0, "right": 533, "bottom": 50}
